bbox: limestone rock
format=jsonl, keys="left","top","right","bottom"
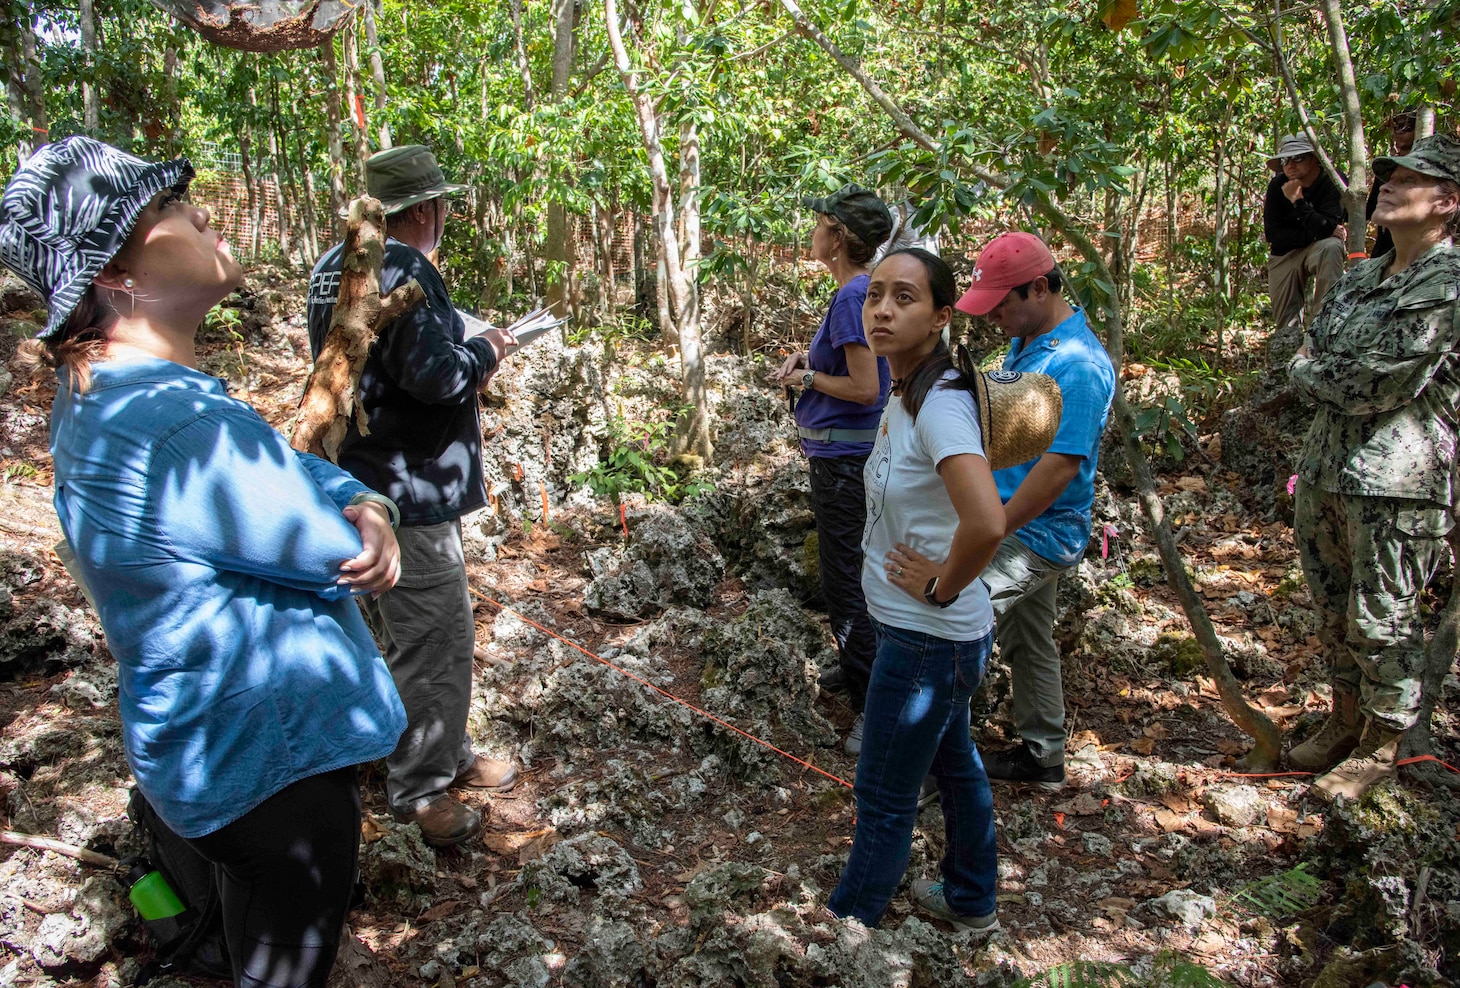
{"left": 30, "top": 876, "right": 128, "bottom": 969}
{"left": 358, "top": 816, "right": 436, "bottom": 913}
{"left": 1147, "top": 888, "right": 1216, "bottom": 929}
{"left": 584, "top": 504, "right": 725, "bottom": 620}
{"left": 518, "top": 832, "right": 642, "bottom": 906}
{"left": 1202, "top": 784, "right": 1264, "bottom": 828}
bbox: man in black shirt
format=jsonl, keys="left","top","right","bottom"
{"left": 307, "top": 146, "right": 520, "bottom": 847}
{"left": 1263, "top": 134, "right": 1344, "bottom": 353}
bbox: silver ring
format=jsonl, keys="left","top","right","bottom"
{"left": 894, "top": 567, "right": 903, "bottom": 576}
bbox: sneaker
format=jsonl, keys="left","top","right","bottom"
{"left": 394, "top": 795, "right": 484, "bottom": 847}
{"left": 451, "top": 754, "right": 520, "bottom": 793}
{"left": 845, "top": 714, "right": 865, "bottom": 756}
{"left": 818, "top": 665, "right": 847, "bottom": 695}
{"left": 909, "top": 879, "right": 1000, "bottom": 936}
{"left": 982, "top": 743, "right": 1065, "bottom": 791}
{"left": 918, "top": 775, "right": 940, "bottom": 809}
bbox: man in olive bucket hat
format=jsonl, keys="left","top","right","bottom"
{"left": 306, "top": 146, "right": 520, "bottom": 846}
{"left": 920, "top": 232, "right": 1115, "bottom": 793}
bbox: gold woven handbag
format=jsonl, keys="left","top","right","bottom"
{"left": 956, "top": 344, "right": 1063, "bottom": 471}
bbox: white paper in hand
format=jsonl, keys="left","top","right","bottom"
{"left": 458, "top": 306, "right": 570, "bottom": 347}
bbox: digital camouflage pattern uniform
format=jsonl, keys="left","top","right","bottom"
{"left": 1289, "top": 237, "right": 1460, "bottom": 731}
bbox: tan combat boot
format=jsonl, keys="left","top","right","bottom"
{"left": 1311, "top": 720, "right": 1404, "bottom": 803}
{"left": 1286, "top": 690, "right": 1362, "bottom": 773}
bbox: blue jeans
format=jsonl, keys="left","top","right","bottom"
{"left": 829, "top": 619, "right": 997, "bottom": 927}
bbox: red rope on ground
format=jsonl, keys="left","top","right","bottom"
{"left": 474, "top": 592, "right": 854, "bottom": 790}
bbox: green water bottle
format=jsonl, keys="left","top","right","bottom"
{"left": 124, "top": 861, "right": 187, "bottom": 946}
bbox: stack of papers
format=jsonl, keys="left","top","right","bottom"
{"left": 458, "top": 306, "right": 571, "bottom": 347}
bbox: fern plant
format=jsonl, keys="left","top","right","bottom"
{"left": 1016, "top": 954, "right": 1231, "bottom": 988}
{"left": 1229, "top": 863, "right": 1324, "bottom": 921}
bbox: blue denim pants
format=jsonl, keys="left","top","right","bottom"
{"left": 829, "top": 618, "right": 997, "bottom": 927}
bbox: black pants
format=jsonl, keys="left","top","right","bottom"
{"left": 187, "top": 766, "right": 361, "bottom": 988}
{"left": 808, "top": 453, "right": 877, "bottom": 711}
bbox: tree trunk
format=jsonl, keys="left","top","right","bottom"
{"left": 293, "top": 197, "right": 423, "bottom": 461}
{"left": 362, "top": 0, "right": 391, "bottom": 149}
{"left": 162, "top": 46, "right": 181, "bottom": 155}
{"left": 544, "top": 0, "right": 576, "bottom": 317}
{"left": 1317, "top": 0, "right": 1368, "bottom": 260}
{"left": 320, "top": 39, "right": 349, "bottom": 241}
{"left": 790, "top": 0, "right": 1281, "bottom": 766}
{"left": 674, "top": 114, "right": 710, "bottom": 460}
{"left": 1400, "top": 536, "right": 1459, "bottom": 790}
{"left": 341, "top": 22, "right": 371, "bottom": 179}
{"left": 509, "top": 0, "right": 536, "bottom": 111}
{"left": 16, "top": 4, "right": 46, "bottom": 156}
{"left": 267, "top": 81, "right": 295, "bottom": 262}
{"left": 80, "top": 0, "right": 100, "bottom": 132}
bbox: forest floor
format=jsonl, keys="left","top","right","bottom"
{"left": 0, "top": 269, "right": 1456, "bottom": 988}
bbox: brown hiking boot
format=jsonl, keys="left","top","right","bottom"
{"left": 451, "top": 755, "right": 520, "bottom": 793}
{"left": 1287, "top": 690, "right": 1362, "bottom": 772}
{"left": 1311, "top": 721, "right": 1404, "bottom": 803}
{"left": 395, "top": 795, "right": 484, "bottom": 847}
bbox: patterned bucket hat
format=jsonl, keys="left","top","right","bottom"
{"left": 1373, "top": 133, "right": 1460, "bottom": 185}
{"left": 0, "top": 136, "right": 193, "bottom": 339}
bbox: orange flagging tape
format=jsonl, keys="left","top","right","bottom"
{"left": 473, "top": 591, "right": 854, "bottom": 790}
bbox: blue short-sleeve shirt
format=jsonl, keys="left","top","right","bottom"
{"left": 795, "top": 273, "right": 891, "bottom": 457}
{"left": 993, "top": 308, "right": 1116, "bottom": 566}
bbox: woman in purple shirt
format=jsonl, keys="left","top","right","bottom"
{"left": 770, "top": 184, "right": 892, "bottom": 753}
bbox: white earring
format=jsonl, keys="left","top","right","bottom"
{"left": 123, "top": 277, "right": 135, "bottom": 289}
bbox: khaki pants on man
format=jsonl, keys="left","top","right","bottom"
{"left": 1268, "top": 238, "right": 1344, "bottom": 358}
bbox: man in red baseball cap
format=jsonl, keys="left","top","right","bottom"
{"left": 943, "top": 231, "right": 1116, "bottom": 790}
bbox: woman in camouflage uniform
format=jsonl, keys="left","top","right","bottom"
{"left": 1287, "top": 134, "right": 1460, "bottom": 801}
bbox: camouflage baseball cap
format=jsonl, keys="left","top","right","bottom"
{"left": 1373, "top": 133, "right": 1460, "bottom": 184}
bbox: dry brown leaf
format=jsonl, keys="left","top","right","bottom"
{"left": 361, "top": 815, "right": 390, "bottom": 843}
{"left": 1152, "top": 808, "right": 1188, "bottom": 832}
{"left": 1267, "top": 806, "right": 1299, "bottom": 833}
{"left": 1217, "top": 739, "right": 1248, "bottom": 756}
{"left": 1143, "top": 723, "right": 1170, "bottom": 741}
{"left": 517, "top": 831, "right": 562, "bottom": 865}
{"left": 1069, "top": 729, "right": 1103, "bottom": 747}
{"left": 419, "top": 899, "right": 464, "bottom": 923}
{"left": 1262, "top": 704, "right": 1305, "bottom": 720}
{"left": 1131, "top": 737, "right": 1156, "bottom": 755}
{"left": 1175, "top": 476, "right": 1208, "bottom": 493}
{"left": 481, "top": 827, "right": 556, "bottom": 857}
{"left": 1159, "top": 793, "right": 1196, "bottom": 814}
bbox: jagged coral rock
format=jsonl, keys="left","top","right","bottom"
{"left": 517, "top": 832, "right": 642, "bottom": 906}
{"left": 584, "top": 503, "right": 725, "bottom": 620}
{"left": 357, "top": 816, "right": 436, "bottom": 913}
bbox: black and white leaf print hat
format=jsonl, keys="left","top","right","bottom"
{"left": 0, "top": 136, "right": 193, "bottom": 340}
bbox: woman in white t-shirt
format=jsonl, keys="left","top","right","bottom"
{"left": 827, "top": 248, "right": 1005, "bottom": 935}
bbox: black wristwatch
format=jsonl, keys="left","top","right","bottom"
{"left": 800, "top": 369, "right": 816, "bottom": 390}
{"left": 924, "top": 576, "right": 959, "bottom": 608}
